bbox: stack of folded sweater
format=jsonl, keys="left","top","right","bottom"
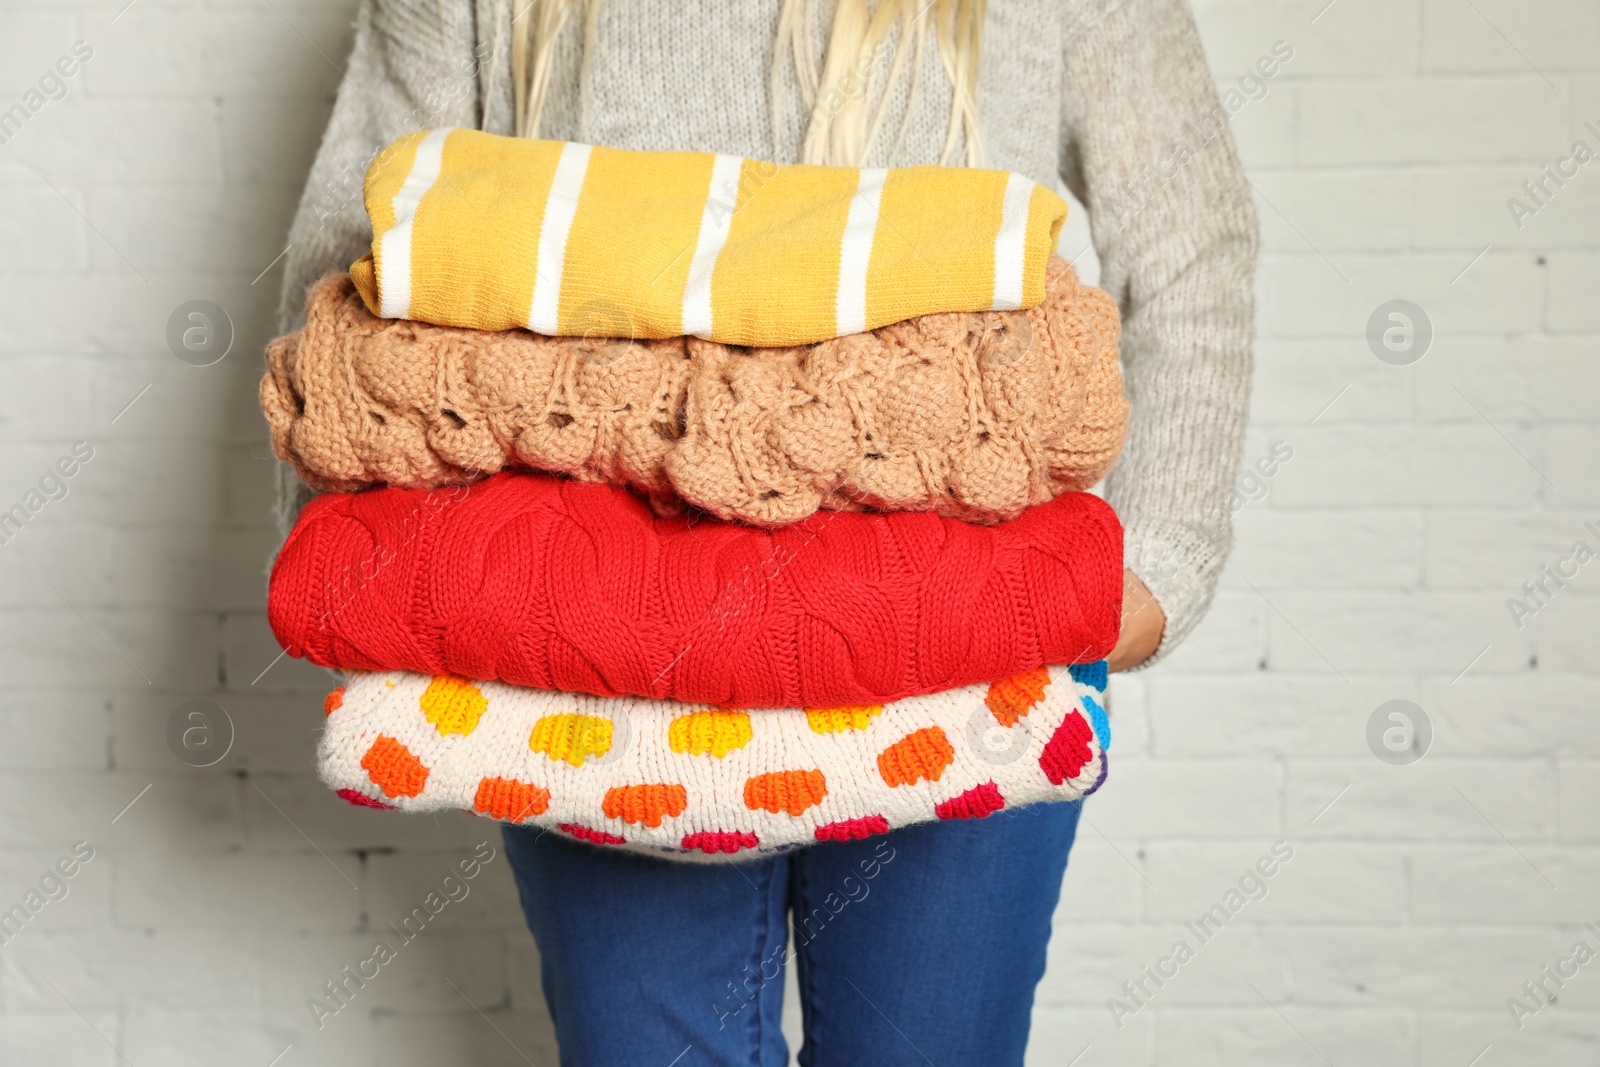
{"left": 265, "top": 128, "right": 1130, "bottom": 859}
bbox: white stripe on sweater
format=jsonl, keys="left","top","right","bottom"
{"left": 681, "top": 153, "right": 745, "bottom": 339}
{"left": 835, "top": 168, "right": 887, "bottom": 337}
{"left": 992, "top": 172, "right": 1034, "bottom": 311}
{"left": 528, "top": 141, "right": 594, "bottom": 335}
{"left": 379, "top": 127, "right": 453, "bottom": 320}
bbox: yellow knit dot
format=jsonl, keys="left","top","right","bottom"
{"left": 805, "top": 705, "right": 882, "bottom": 734}
{"left": 668, "top": 710, "right": 752, "bottom": 758}
{"left": 419, "top": 675, "right": 487, "bottom": 736}
{"left": 530, "top": 714, "right": 613, "bottom": 767}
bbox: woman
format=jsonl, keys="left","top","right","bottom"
{"left": 277, "top": 2, "right": 1255, "bottom": 1062}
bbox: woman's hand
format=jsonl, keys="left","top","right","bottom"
{"left": 1108, "top": 570, "right": 1164, "bottom": 672}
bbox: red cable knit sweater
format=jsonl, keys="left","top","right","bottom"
{"left": 268, "top": 472, "right": 1122, "bottom": 708}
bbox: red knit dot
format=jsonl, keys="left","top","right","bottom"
{"left": 935, "top": 781, "right": 1006, "bottom": 820}
{"left": 559, "top": 823, "right": 626, "bottom": 846}
{"left": 336, "top": 787, "right": 394, "bottom": 811}
{"left": 681, "top": 830, "right": 759, "bottom": 854}
{"left": 814, "top": 815, "right": 890, "bottom": 842}
{"left": 1040, "top": 710, "right": 1095, "bottom": 785}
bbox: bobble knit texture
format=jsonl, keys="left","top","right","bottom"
{"left": 321, "top": 662, "right": 1112, "bottom": 861}
{"left": 262, "top": 256, "right": 1126, "bottom": 527}
{"left": 268, "top": 470, "right": 1124, "bottom": 709}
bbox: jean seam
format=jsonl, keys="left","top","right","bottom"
{"left": 752, "top": 858, "right": 781, "bottom": 1067}
{"left": 794, "top": 854, "right": 819, "bottom": 1067}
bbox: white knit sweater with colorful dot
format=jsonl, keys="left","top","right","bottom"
{"left": 320, "top": 663, "right": 1111, "bottom": 860}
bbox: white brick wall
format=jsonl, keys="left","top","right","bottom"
{"left": 0, "top": 1, "right": 1594, "bottom": 1064}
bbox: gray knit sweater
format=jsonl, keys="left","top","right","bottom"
{"left": 274, "top": 0, "right": 1258, "bottom": 667}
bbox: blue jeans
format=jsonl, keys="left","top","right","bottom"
{"left": 503, "top": 799, "right": 1082, "bottom": 1067}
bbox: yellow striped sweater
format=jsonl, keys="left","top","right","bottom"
{"left": 350, "top": 128, "right": 1068, "bottom": 347}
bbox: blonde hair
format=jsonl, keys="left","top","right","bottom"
{"left": 509, "top": 0, "right": 598, "bottom": 140}
{"left": 511, "top": 0, "right": 985, "bottom": 167}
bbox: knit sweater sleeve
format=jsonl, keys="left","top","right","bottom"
{"left": 270, "top": 0, "right": 487, "bottom": 532}
{"left": 274, "top": 0, "right": 488, "bottom": 336}
{"left": 1057, "top": 0, "right": 1259, "bottom": 667}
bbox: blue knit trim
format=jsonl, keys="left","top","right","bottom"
{"left": 1081, "top": 693, "right": 1110, "bottom": 751}
{"left": 1069, "top": 660, "right": 1109, "bottom": 692}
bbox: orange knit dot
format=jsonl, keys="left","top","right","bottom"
{"left": 323, "top": 687, "right": 344, "bottom": 716}
{"left": 743, "top": 769, "right": 827, "bottom": 816}
{"left": 668, "top": 710, "right": 752, "bottom": 758}
{"left": 473, "top": 777, "right": 550, "bottom": 822}
{"left": 984, "top": 667, "right": 1050, "bottom": 727}
{"left": 360, "top": 735, "right": 429, "bottom": 798}
{"left": 602, "top": 783, "right": 688, "bottom": 828}
{"left": 877, "top": 726, "right": 955, "bottom": 788}
{"left": 419, "top": 674, "right": 488, "bottom": 736}
{"left": 804, "top": 705, "right": 882, "bottom": 734}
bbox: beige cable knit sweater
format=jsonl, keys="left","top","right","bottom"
{"left": 273, "top": 0, "right": 1257, "bottom": 667}
{"left": 264, "top": 258, "right": 1126, "bottom": 525}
